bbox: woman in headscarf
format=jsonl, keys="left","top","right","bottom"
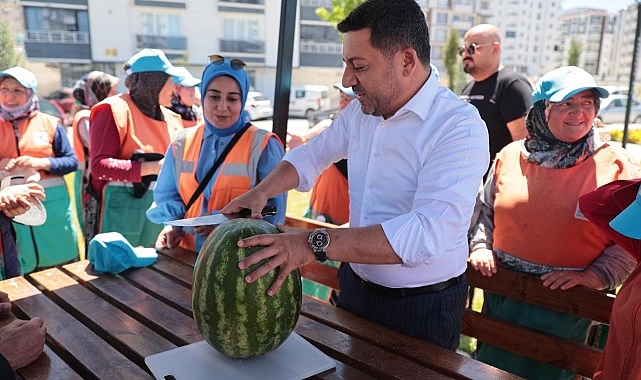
{"left": 86, "top": 49, "right": 183, "bottom": 247}
{"left": 71, "top": 71, "right": 120, "bottom": 233}
{"left": 146, "top": 55, "right": 286, "bottom": 252}
{"left": 0, "top": 67, "right": 79, "bottom": 275}
{"left": 468, "top": 66, "right": 641, "bottom": 379}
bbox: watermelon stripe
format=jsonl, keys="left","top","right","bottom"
{"left": 192, "top": 219, "right": 302, "bottom": 358}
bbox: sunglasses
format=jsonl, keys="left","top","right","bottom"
{"left": 208, "top": 54, "right": 247, "bottom": 70}
{"left": 458, "top": 43, "right": 491, "bottom": 56}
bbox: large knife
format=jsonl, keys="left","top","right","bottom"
{"left": 164, "top": 206, "right": 277, "bottom": 227}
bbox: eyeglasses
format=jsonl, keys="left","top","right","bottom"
{"left": 458, "top": 43, "right": 491, "bottom": 56}
{"left": 208, "top": 54, "right": 247, "bottom": 70}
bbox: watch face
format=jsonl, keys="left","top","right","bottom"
{"left": 311, "top": 231, "right": 329, "bottom": 249}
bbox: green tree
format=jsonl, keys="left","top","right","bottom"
{"left": 315, "top": 0, "right": 366, "bottom": 28}
{"left": 567, "top": 37, "right": 582, "bottom": 67}
{"left": 443, "top": 28, "right": 465, "bottom": 92}
{"left": 0, "top": 21, "right": 24, "bottom": 70}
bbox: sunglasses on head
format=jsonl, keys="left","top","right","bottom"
{"left": 208, "top": 54, "right": 247, "bottom": 70}
{"left": 458, "top": 42, "right": 491, "bottom": 56}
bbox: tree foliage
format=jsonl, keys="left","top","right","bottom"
{"left": 443, "top": 28, "right": 465, "bottom": 92}
{"left": 0, "top": 21, "right": 23, "bottom": 70}
{"left": 315, "top": 0, "right": 366, "bottom": 27}
{"left": 567, "top": 37, "right": 582, "bottom": 67}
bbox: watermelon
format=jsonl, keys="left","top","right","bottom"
{"left": 192, "top": 218, "right": 302, "bottom": 358}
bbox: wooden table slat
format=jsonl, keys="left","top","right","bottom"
{"left": 0, "top": 276, "right": 151, "bottom": 379}
{"left": 301, "top": 298, "right": 521, "bottom": 380}
{"left": 296, "top": 315, "right": 452, "bottom": 380}
{"left": 28, "top": 268, "right": 178, "bottom": 362}
{"left": 62, "top": 261, "right": 202, "bottom": 346}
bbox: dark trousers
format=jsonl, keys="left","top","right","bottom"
{"left": 336, "top": 264, "right": 468, "bottom": 351}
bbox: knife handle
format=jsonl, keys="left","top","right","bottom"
{"left": 237, "top": 205, "right": 277, "bottom": 218}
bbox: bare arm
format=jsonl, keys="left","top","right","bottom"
{"left": 237, "top": 223, "right": 400, "bottom": 296}
{"left": 221, "top": 160, "right": 300, "bottom": 219}
{"left": 506, "top": 116, "right": 528, "bottom": 141}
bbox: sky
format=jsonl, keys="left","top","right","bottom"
{"left": 562, "top": 0, "right": 636, "bottom": 12}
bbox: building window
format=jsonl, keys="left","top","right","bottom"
{"left": 24, "top": 7, "right": 88, "bottom": 33}
{"left": 224, "top": 19, "right": 259, "bottom": 41}
{"left": 436, "top": 12, "right": 448, "bottom": 24}
{"left": 140, "top": 13, "right": 180, "bottom": 36}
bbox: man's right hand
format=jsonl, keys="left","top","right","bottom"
{"left": 0, "top": 317, "right": 46, "bottom": 370}
{"left": 220, "top": 189, "right": 269, "bottom": 220}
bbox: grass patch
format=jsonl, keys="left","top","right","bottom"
{"left": 286, "top": 189, "right": 311, "bottom": 217}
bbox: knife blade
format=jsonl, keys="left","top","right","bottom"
{"left": 164, "top": 206, "right": 277, "bottom": 227}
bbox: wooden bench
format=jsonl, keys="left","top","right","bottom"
{"left": 286, "top": 214, "right": 615, "bottom": 379}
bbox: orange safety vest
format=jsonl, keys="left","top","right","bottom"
{"left": 173, "top": 123, "right": 279, "bottom": 250}
{"left": 493, "top": 142, "right": 638, "bottom": 268}
{"left": 0, "top": 112, "right": 60, "bottom": 180}
{"left": 94, "top": 93, "right": 184, "bottom": 160}
{"left": 72, "top": 108, "right": 91, "bottom": 166}
{"left": 309, "top": 163, "right": 349, "bottom": 225}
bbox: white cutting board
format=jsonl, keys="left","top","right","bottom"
{"left": 145, "top": 332, "right": 336, "bottom": 380}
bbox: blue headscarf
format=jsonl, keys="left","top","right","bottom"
{"left": 200, "top": 58, "right": 251, "bottom": 137}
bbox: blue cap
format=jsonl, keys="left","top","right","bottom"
{"left": 88, "top": 232, "right": 158, "bottom": 274}
{"left": 333, "top": 83, "right": 355, "bottom": 97}
{"left": 532, "top": 66, "right": 609, "bottom": 103}
{"left": 172, "top": 66, "right": 201, "bottom": 87}
{"left": 127, "top": 48, "right": 182, "bottom": 77}
{"left": 610, "top": 180, "right": 641, "bottom": 239}
{"left": 0, "top": 67, "right": 38, "bottom": 92}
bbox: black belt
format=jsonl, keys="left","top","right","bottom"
{"left": 350, "top": 266, "right": 464, "bottom": 298}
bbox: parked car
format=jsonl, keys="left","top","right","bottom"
{"left": 45, "top": 87, "right": 75, "bottom": 113}
{"left": 244, "top": 91, "right": 273, "bottom": 120}
{"left": 289, "top": 85, "right": 331, "bottom": 119}
{"left": 39, "top": 98, "right": 70, "bottom": 126}
{"left": 597, "top": 94, "right": 641, "bottom": 124}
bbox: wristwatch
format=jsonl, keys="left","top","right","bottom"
{"left": 308, "top": 228, "right": 330, "bottom": 263}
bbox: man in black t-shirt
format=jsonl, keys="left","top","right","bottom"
{"left": 459, "top": 24, "right": 532, "bottom": 174}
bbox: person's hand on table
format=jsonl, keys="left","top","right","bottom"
{"left": 469, "top": 248, "right": 498, "bottom": 277}
{"left": 0, "top": 317, "right": 46, "bottom": 370}
{"left": 236, "top": 225, "right": 314, "bottom": 297}
{"left": 540, "top": 268, "right": 604, "bottom": 290}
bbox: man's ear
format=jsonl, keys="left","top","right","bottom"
{"left": 401, "top": 49, "right": 420, "bottom": 77}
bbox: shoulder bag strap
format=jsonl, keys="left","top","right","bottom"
{"left": 184, "top": 122, "right": 251, "bottom": 213}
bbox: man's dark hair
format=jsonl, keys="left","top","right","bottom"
{"left": 337, "top": 0, "right": 430, "bottom": 67}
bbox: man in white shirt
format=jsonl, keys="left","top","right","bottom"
{"left": 222, "top": 0, "right": 489, "bottom": 350}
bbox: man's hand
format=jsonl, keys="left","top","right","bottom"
{"left": 220, "top": 190, "right": 269, "bottom": 220}
{"left": 0, "top": 317, "right": 46, "bottom": 370}
{"left": 468, "top": 248, "right": 498, "bottom": 277}
{"left": 237, "top": 225, "right": 314, "bottom": 296}
{"left": 540, "top": 269, "right": 604, "bottom": 290}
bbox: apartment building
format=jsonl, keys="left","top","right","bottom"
{"left": 7, "top": 0, "right": 640, "bottom": 97}
{"left": 11, "top": 0, "right": 346, "bottom": 101}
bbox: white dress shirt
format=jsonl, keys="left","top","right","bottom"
{"left": 285, "top": 73, "right": 489, "bottom": 287}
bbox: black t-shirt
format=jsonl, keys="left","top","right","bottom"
{"left": 460, "top": 68, "right": 532, "bottom": 164}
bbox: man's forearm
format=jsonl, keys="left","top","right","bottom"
{"left": 255, "top": 160, "right": 300, "bottom": 199}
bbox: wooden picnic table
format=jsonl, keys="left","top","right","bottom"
{"left": 0, "top": 247, "right": 521, "bottom": 380}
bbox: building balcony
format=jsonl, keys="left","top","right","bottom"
{"left": 136, "top": 35, "right": 187, "bottom": 50}
{"left": 23, "top": 29, "right": 91, "bottom": 61}
{"left": 219, "top": 39, "right": 265, "bottom": 54}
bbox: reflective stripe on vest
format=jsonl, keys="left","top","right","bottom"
{"left": 174, "top": 125, "right": 275, "bottom": 221}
